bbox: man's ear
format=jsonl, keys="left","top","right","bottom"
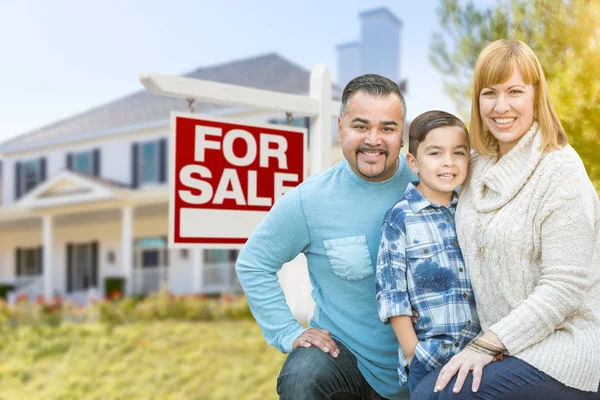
{"left": 337, "top": 117, "right": 342, "bottom": 142}
{"left": 406, "top": 152, "right": 419, "bottom": 174}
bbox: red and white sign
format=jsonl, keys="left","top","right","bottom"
{"left": 169, "top": 113, "right": 307, "bottom": 247}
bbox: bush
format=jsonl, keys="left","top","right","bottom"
{"left": 0, "top": 284, "right": 15, "bottom": 299}
{"left": 104, "top": 277, "right": 125, "bottom": 299}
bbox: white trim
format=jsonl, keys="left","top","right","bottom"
{"left": 16, "top": 170, "right": 122, "bottom": 210}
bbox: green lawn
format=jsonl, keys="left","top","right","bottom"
{"left": 0, "top": 320, "right": 286, "bottom": 400}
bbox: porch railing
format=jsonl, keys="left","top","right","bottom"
{"left": 132, "top": 266, "right": 168, "bottom": 295}
{"left": 202, "top": 262, "right": 242, "bottom": 294}
{"left": 7, "top": 274, "right": 44, "bottom": 304}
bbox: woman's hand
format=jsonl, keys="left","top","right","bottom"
{"left": 434, "top": 347, "right": 494, "bottom": 394}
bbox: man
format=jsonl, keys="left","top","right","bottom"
{"left": 236, "top": 74, "right": 416, "bottom": 399}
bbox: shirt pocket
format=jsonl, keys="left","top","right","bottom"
{"left": 323, "top": 235, "right": 373, "bottom": 281}
{"left": 406, "top": 242, "right": 455, "bottom": 291}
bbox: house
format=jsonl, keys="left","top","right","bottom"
{"left": 0, "top": 7, "right": 404, "bottom": 314}
{"left": 0, "top": 53, "right": 339, "bottom": 303}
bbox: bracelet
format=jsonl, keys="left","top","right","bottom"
{"left": 467, "top": 339, "right": 507, "bottom": 362}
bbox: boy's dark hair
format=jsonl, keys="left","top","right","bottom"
{"left": 340, "top": 74, "right": 407, "bottom": 123}
{"left": 408, "top": 110, "right": 469, "bottom": 156}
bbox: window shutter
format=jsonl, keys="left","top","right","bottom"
{"left": 158, "top": 138, "right": 167, "bottom": 183}
{"left": 91, "top": 241, "right": 98, "bottom": 287}
{"left": 15, "top": 248, "right": 22, "bottom": 276}
{"left": 39, "top": 157, "right": 47, "bottom": 181}
{"left": 93, "top": 149, "right": 101, "bottom": 177}
{"left": 15, "top": 162, "right": 22, "bottom": 200}
{"left": 131, "top": 143, "right": 139, "bottom": 188}
{"left": 66, "top": 153, "right": 73, "bottom": 170}
{"left": 66, "top": 243, "right": 73, "bottom": 293}
{"left": 162, "top": 236, "right": 169, "bottom": 266}
{"left": 38, "top": 246, "right": 43, "bottom": 275}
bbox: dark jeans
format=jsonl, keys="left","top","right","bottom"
{"left": 277, "top": 340, "right": 387, "bottom": 400}
{"left": 408, "top": 357, "right": 430, "bottom": 394}
{"left": 411, "top": 355, "right": 600, "bottom": 400}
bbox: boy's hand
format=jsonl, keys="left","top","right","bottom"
{"left": 411, "top": 308, "right": 419, "bottom": 324}
{"left": 292, "top": 328, "right": 340, "bottom": 358}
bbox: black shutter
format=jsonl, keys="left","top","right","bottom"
{"left": 15, "top": 162, "right": 22, "bottom": 200}
{"left": 131, "top": 143, "right": 139, "bottom": 188}
{"left": 91, "top": 241, "right": 98, "bottom": 287}
{"left": 66, "top": 153, "right": 73, "bottom": 170}
{"left": 15, "top": 248, "right": 22, "bottom": 276}
{"left": 158, "top": 138, "right": 167, "bottom": 183}
{"left": 39, "top": 157, "right": 46, "bottom": 182}
{"left": 37, "top": 246, "right": 43, "bottom": 275}
{"left": 93, "top": 149, "right": 101, "bottom": 177}
{"left": 66, "top": 243, "right": 73, "bottom": 293}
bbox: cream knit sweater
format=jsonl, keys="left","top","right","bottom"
{"left": 456, "top": 122, "right": 600, "bottom": 392}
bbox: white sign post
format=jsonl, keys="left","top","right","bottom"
{"left": 140, "top": 65, "right": 340, "bottom": 319}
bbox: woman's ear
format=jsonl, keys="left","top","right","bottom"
{"left": 406, "top": 152, "right": 419, "bottom": 174}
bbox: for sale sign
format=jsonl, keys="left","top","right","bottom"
{"left": 169, "top": 113, "right": 307, "bottom": 248}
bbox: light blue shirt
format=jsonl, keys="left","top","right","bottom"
{"left": 236, "top": 156, "right": 417, "bottom": 400}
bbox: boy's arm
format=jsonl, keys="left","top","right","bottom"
{"left": 390, "top": 317, "right": 418, "bottom": 364}
{"left": 376, "top": 218, "right": 416, "bottom": 361}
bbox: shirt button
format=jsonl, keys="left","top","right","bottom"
{"left": 467, "top": 320, "right": 471, "bottom": 325}
{"left": 454, "top": 342, "right": 460, "bottom": 347}
{"left": 454, "top": 241, "right": 459, "bottom": 247}
{"left": 477, "top": 247, "right": 485, "bottom": 256}
{"left": 463, "top": 293, "right": 468, "bottom": 299}
{"left": 459, "top": 268, "right": 464, "bottom": 272}
{"left": 446, "top": 217, "right": 451, "bottom": 222}
{"left": 423, "top": 249, "right": 429, "bottom": 255}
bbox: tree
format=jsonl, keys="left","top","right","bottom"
{"left": 430, "top": 0, "right": 600, "bottom": 191}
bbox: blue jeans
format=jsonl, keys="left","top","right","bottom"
{"left": 277, "top": 340, "right": 387, "bottom": 400}
{"left": 411, "top": 355, "right": 600, "bottom": 399}
{"left": 408, "top": 357, "right": 430, "bottom": 394}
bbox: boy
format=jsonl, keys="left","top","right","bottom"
{"left": 375, "top": 110, "right": 481, "bottom": 393}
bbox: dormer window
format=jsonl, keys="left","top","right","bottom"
{"left": 73, "top": 151, "right": 93, "bottom": 174}
{"left": 66, "top": 149, "right": 100, "bottom": 176}
{"left": 16, "top": 157, "right": 46, "bottom": 198}
{"left": 140, "top": 141, "right": 159, "bottom": 184}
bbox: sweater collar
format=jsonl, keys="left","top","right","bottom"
{"left": 471, "top": 122, "right": 544, "bottom": 212}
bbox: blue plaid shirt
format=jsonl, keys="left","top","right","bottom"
{"left": 376, "top": 182, "right": 481, "bottom": 385}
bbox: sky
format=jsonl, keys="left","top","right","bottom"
{"left": 0, "top": 0, "right": 496, "bottom": 143}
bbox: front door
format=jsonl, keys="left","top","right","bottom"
{"left": 67, "top": 242, "right": 98, "bottom": 293}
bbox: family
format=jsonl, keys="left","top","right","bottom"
{"left": 236, "top": 40, "right": 600, "bottom": 399}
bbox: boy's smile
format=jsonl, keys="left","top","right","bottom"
{"left": 406, "top": 126, "right": 469, "bottom": 205}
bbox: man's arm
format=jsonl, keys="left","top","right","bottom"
{"left": 235, "top": 187, "right": 313, "bottom": 354}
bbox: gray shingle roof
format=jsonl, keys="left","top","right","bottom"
{"left": 2, "top": 53, "right": 334, "bottom": 151}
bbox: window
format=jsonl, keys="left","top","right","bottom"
{"left": 18, "top": 248, "right": 42, "bottom": 276}
{"left": 22, "top": 160, "right": 42, "bottom": 194}
{"left": 72, "top": 244, "right": 93, "bottom": 291}
{"left": 139, "top": 142, "right": 158, "bottom": 184}
{"left": 134, "top": 237, "right": 169, "bottom": 268}
{"left": 73, "top": 151, "right": 93, "bottom": 174}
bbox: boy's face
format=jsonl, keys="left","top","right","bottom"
{"left": 406, "top": 126, "right": 469, "bottom": 205}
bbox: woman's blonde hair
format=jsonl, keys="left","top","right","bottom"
{"left": 470, "top": 39, "right": 567, "bottom": 156}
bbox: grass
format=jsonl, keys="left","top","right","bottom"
{"left": 0, "top": 320, "right": 287, "bottom": 400}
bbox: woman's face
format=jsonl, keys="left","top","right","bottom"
{"left": 479, "top": 66, "right": 536, "bottom": 156}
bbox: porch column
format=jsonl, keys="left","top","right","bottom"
{"left": 192, "top": 248, "right": 203, "bottom": 293}
{"left": 121, "top": 206, "right": 133, "bottom": 295}
{"left": 42, "top": 215, "right": 53, "bottom": 300}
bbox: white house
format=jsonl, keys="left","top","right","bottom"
{"left": 0, "top": 7, "right": 404, "bottom": 308}
{"left": 0, "top": 53, "right": 339, "bottom": 303}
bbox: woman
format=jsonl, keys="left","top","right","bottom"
{"left": 412, "top": 39, "right": 600, "bottom": 398}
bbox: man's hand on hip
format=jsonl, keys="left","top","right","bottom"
{"left": 292, "top": 328, "right": 340, "bottom": 358}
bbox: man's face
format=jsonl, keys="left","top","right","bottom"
{"left": 337, "top": 92, "right": 404, "bottom": 182}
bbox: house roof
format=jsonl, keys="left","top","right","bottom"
{"left": 1, "top": 53, "right": 338, "bottom": 153}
